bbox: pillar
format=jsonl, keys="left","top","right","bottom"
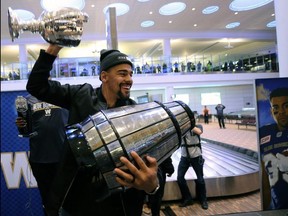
{"left": 18, "top": 44, "right": 28, "bottom": 79}
{"left": 165, "top": 86, "right": 175, "bottom": 102}
{"left": 274, "top": 0, "right": 288, "bottom": 77}
{"left": 105, "top": 7, "right": 118, "bottom": 50}
{"left": 162, "top": 39, "right": 172, "bottom": 72}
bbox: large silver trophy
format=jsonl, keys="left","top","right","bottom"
{"left": 66, "top": 101, "right": 195, "bottom": 192}
{"left": 8, "top": 7, "right": 88, "bottom": 47}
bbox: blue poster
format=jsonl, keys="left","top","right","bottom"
{"left": 1, "top": 91, "right": 44, "bottom": 216}
{"left": 255, "top": 77, "right": 288, "bottom": 210}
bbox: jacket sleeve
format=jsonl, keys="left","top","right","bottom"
{"left": 26, "top": 50, "right": 75, "bottom": 110}
{"left": 159, "top": 157, "right": 174, "bottom": 175}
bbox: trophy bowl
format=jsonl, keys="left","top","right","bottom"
{"left": 8, "top": 7, "right": 89, "bottom": 47}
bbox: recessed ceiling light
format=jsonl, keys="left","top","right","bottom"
{"left": 13, "top": 10, "right": 35, "bottom": 21}
{"left": 41, "top": 0, "right": 85, "bottom": 11}
{"left": 202, "top": 6, "right": 219, "bottom": 14}
{"left": 267, "top": 20, "right": 276, "bottom": 28}
{"left": 103, "top": 3, "right": 130, "bottom": 16}
{"left": 159, "top": 2, "right": 186, "bottom": 16}
{"left": 226, "top": 22, "right": 240, "bottom": 29}
{"left": 229, "top": 0, "right": 273, "bottom": 11}
{"left": 137, "top": 0, "right": 150, "bottom": 2}
{"left": 141, "top": 20, "right": 154, "bottom": 27}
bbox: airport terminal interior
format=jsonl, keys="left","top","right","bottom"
{"left": 1, "top": 0, "right": 288, "bottom": 216}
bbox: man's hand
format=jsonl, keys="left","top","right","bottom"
{"left": 114, "top": 151, "right": 158, "bottom": 193}
{"left": 15, "top": 117, "right": 27, "bottom": 128}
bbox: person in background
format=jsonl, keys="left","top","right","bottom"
{"left": 203, "top": 106, "right": 209, "bottom": 124}
{"left": 259, "top": 87, "right": 288, "bottom": 210}
{"left": 177, "top": 124, "right": 208, "bottom": 210}
{"left": 26, "top": 44, "right": 159, "bottom": 216}
{"left": 146, "top": 157, "right": 174, "bottom": 216}
{"left": 15, "top": 94, "right": 68, "bottom": 215}
{"left": 197, "top": 61, "right": 202, "bottom": 72}
{"left": 215, "top": 103, "right": 226, "bottom": 129}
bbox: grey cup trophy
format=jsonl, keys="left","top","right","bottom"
{"left": 66, "top": 100, "right": 195, "bottom": 194}
{"left": 8, "top": 7, "right": 88, "bottom": 47}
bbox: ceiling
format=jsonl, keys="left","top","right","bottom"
{"left": 1, "top": 0, "right": 277, "bottom": 65}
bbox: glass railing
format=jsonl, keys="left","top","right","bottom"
{"left": 1, "top": 52, "right": 279, "bottom": 81}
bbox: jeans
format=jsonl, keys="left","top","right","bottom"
{"left": 217, "top": 115, "right": 225, "bottom": 128}
{"left": 177, "top": 156, "right": 207, "bottom": 202}
{"left": 204, "top": 114, "right": 209, "bottom": 124}
{"left": 149, "top": 167, "right": 166, "bottom": 216}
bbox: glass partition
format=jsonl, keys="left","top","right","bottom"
{"left": 1, "top": 52, "right": 278, "bottom": 81}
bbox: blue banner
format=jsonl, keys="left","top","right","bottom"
{"left": 1, "top": 91, "right": 44, "bottom": 216}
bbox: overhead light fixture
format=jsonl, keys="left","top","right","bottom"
{"left": 226, "top": 22, "right": 240, "bottom": 29}
{"left": 137, "top": 0, "right": 150, "bottom": 2}
{"left": 41, "top": 0, "right": 85, "bottom": 11}
{"left": 13, "top": 9, "right": 35, "bottom": 21}
{"left": 159, "top": 2, "right": 186, "bottom": 16}
{"left": 141, "top": 20, "right": 155, "bottom": 27}
{"left": 103, "top": 3, "right": 130, "bottom": 16}
{"left": 229, "top": 0, "right": 273, "bottom": 11}
{"left": 202, "top": 6, "right": 219, "bottom": 14}
{"left": 267, "top": 20, "right": 276, "bottom": 28}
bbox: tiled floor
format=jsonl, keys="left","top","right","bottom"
{"left": 143, "top": 121, "right": 263, "bottom": 216}
{"left": 201, "top": 121, "right": 258, "bottom": 152}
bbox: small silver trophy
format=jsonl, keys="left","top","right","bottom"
{"left": 66, "top": 100, "right": 195, "bottom": 194}
{"left": 15, "top": 96, "right": 30, "bottom": 137}
{"left": 8, "top": 7, "right": 89, "bottom": 47}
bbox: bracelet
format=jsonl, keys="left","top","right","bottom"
{"left": 146, "top": 183, "right": 160, "bottom": 195}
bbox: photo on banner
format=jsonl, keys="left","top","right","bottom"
{"left": 255, "top": 77, "right": 288, "bottom": 211}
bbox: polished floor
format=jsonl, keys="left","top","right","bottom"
{"left": 142, "top": 121, "right": 264, "bottom": 216}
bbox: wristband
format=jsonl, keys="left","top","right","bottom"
{"left": 146, "top": 183, "right": 160, "bottom": 195}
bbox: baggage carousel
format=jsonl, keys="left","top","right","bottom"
{"left": 162, "top": 139, "right": 260, "bottom": 201}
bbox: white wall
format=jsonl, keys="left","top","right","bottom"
{"left": 130, "top": 84, "right": 254, "bottom": 115}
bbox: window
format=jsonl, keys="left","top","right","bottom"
{"left": 201, "top": 92, "right": 221, "bottom": 105}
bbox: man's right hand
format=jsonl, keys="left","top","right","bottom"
{"left": 15, "top": 117, "right": 27, "bottom": 128}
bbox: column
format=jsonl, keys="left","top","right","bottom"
{"left": 274, "top": 0, "right": 288, "bottom": 77}
{"left": 162, "top": 39, "right": 172, "bottom": 73}
{"left": 165, "top": 86, "right": 175, "bottom": 102}
{"left": 105, "top": 7, "right": 118, "bottom": 50}
{"left": 18, "top": 44, "right": 28, "bottom": 79}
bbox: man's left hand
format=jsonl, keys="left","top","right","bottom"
{"left": 114, "top": 151, "right": 158, "bottom": 193}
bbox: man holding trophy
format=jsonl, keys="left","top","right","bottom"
{"left": 10, "top": 6, "right": 194, "bottom": 216}
{"left": 26, "top": 41, "right": 161, "bottom": 215}
{"left": 8, "top": 6, "right": 160, "bottom": 215}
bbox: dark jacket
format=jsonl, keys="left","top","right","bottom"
{"left": 27, "top": 50, "right": 145, "bottom": 216}
{"left": 24, "top": 95, "right": 68, "bottom": 163}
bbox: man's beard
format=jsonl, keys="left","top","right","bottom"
{"left": 117, "top": 89, "right": 130, "bottom": 100}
